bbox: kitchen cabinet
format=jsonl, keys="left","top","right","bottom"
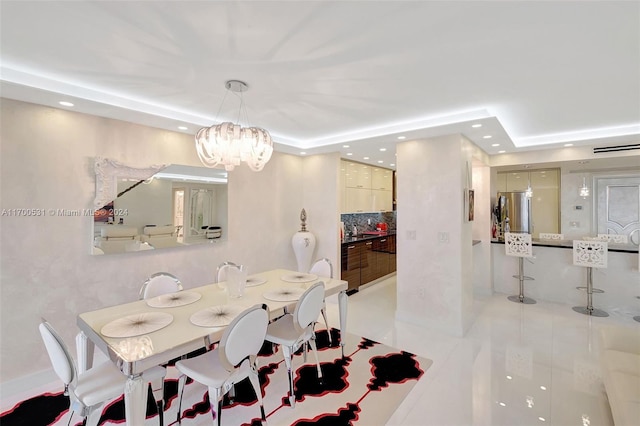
{"left": 345, "top": 187, "right": 372, "bottom": 213}
{"left": 341, "top": 160, "right": 393, "bottom": 213}
{"left": 341, "top": 242, "right": 361, "bottom": 292}
{"left": 371, "top": 167, "right": 393, "bottom": 190}
{"left": 340, "top": 234, "right": 396, "bottom": 293}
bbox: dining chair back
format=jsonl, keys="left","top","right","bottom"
{"left": 40, "top": 320, "right": 159, "bottom": 426}
{"left": 175, "top": 304, "right": 269, "bottom": 426}
{"left": 309, "top": 258, "right": 333, "bottom": 278}
{"left": 265, "top": 281, "right": 325, "bottom": 408}
{"left": 140, "top": 272, "right": 183, "bottom": 299}
{"left": 309, "top": 258, "right": 333, "bottom": 343}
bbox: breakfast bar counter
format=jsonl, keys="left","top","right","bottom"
{"left": 492, "top": 240, "right": 640, "bottom": 316}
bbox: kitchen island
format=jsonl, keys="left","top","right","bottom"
{"left": 492, "top": 239, "right": 639, "bottom": 316}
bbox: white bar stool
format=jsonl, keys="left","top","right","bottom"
{"left": 572, "top": 240, "right": 608, "bottom": 317}
{"left": 505, "top": 232, "right": 536, "bottom": 304}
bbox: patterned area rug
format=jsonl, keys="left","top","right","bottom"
{"left": 1, "top": 329, "right": 432, "bottom": 425}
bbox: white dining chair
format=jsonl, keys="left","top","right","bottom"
{"left": 139, "top": 272, "right": 183, "bottom": 299}
{"left": 309, "top": 258, "right": 333, "bottom": 344}
{"left": 40, "top": 320, "right": 166, "bottom": 426}
{"left": 265, "top": 281, "right": 325, "bottom": 408}
{"left": 174, "top": 304, "right": 269, "bottom": 426}
{"left": 139, "top": 272, "right": 185, "bottom": 423}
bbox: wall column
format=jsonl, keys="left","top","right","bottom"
{"left": 395, "top": 134, "right": 475, "bottom": 336}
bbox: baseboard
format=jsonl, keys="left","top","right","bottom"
{"left": 0, "top": 368, "right": 58, "bottom": 404}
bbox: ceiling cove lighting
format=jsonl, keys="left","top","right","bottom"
{"left": 195, "top": 80, "right": 273, "bottom": 171}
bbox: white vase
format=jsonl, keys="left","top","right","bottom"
{"left": 291, "top": 231, "right": 316, "bottom": 272}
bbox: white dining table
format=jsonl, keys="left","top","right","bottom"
{"left": 76, "top": 268, "right": 348, "bottom": 426}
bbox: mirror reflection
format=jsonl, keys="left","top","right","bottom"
{"left": 93, "top": 164, "right": 228, "bottom": 254}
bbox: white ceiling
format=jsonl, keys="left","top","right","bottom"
{"left": 1, "top": 1, "right": 639, "bottom": 170}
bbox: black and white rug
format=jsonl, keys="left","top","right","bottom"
{"left": 1, "top": 329, "right": 432, "bottom": 425}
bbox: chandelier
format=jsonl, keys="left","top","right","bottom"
{"left": 195, "top": 80, "right": 273, "bottom": 171}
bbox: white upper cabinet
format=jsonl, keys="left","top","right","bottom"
{"left": 344, "top": 161, "right": 372, "bottom": 189}
{"left": 372, "top": 167, "right": 393, "bottom": 190}
{"left": 341, "top": 160, "right": 393, "bottom": 213}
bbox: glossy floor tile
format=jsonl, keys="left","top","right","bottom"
{"left": 325, "top": 275, "right": 637, "bottom": 425}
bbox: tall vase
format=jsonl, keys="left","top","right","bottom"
{"left": 291, "top": 208, "right": 316, "bottom": 272}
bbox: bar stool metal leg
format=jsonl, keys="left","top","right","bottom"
{"left": 508, "top": 257, "right": 536, "bottom": 304}
{"left": 573, "top": 267, "right": 608, "bottom": 317}
{"left": 634, "top": 296, "right": 640, "bottom": 323}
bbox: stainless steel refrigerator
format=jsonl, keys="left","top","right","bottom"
{"left": 496, "top": 191, "right": 532, "bottom": 238}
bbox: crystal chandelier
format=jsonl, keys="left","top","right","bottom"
{"left": 195, "top": 80, "right": 273, "bottom": 171}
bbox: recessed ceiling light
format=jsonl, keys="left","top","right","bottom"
{"left": 472, "top": 123, "right": 482, "bottom": 128}
{"left": 379, "top": 148, "right": 387, "bottom": 152}
{"left": 377, "top": 160, "right": 384, "bottom": 164}
{"left": 538, "top": 417, "right": 546, "bottom": 422}
{"left": 346, "top": 152, "right": 353, "bottom": 156}
{"left": 578, "top": 160, "right": 589, "bottom": 164}
{"left": 540, "top": 386, "right": 547, "bottom": 391}
{"left": 390, "top": 163, "right": 395, "bottom": 167}
{"left": 498, "top": 150, "right": 506, "bottom": 153}
{"left": 58, "top": 101, "right": 74, "bottom": 107}
{"left": 343, "top": 145, "right": 350, "bottom": 148}
{"left": 506, "top": 375, "right": 513, "bottom": 380}
{"left": 397, "top": 136, "right": 406, "bottom": 140}
{"left": 483, "top": 135, "right": 492, "bottom": 139}
{"left": 300, "top": 151, "right": 306, "bottom": 155}
{"left": 363, "top": 157, "right": 370, "bottom": 160}
{"left": 564, "top": 143, "right": 574, "bottom": 147}
{"left": 491, "top": 143, "right": 500, "bottom": 147}
{"left": 499, "top": 402, "right": 506, "bottom": 407}
{"left": 178, "top": 126, "right": 188, "bottom": 130}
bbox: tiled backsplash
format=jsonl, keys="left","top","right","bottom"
{"left": 341, "top": 211, "right": 396, "bottom": 236}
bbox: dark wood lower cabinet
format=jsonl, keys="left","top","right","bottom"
{"left": 340, "top": 235, "right": 396, "bottom": 293}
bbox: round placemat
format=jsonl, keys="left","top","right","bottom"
{"left": 101, "top": 312, "right": 174, "bottom": 338}
{"left": 146, "top": 291, "right": 202, "bottom": 308}
{"left": 263, "top": 287, "right": 306, "bottom": 302}
{"left": 190, "top": 304, "right": 246, "bottom": 328}
{"left": 246, "top": 276, "right": 268, "bottom": 287}
{"left": 280, "top": 273, "right": 318, "bottom": 283}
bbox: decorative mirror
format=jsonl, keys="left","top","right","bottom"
{"left": 92, "top": 158, "right": 228, "bottom": 254}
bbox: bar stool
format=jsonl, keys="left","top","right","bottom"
{"left": 572, "top": 240, "right": 608, "bottom": 317}
{"left": 505, "top": 232, "right": 536, "bottom": 304}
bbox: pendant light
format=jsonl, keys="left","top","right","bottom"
{"left": 525, "top": 172, "right": 533, "bottom": 198}
{"left": 579, "top": 176, "right": 590, "bottom": 198}
{"left": 195, "top": 80, "right": 273, "bottom": 172}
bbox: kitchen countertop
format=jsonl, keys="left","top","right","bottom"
{"left": 341, "top": 231, "right": 396, "bottom": 245}
{"left": 491, "top": 238, "right": 638, "bottom": 254}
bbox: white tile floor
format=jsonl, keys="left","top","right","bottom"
{"left": 324, "top": 275, "right": 639, "bottom": 426}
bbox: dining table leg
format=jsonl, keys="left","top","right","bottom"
{"left": 338, "top": 289, "right": 348, "bottom": 358}
{"left": 124, "top": 374, "right": 147, "bottom": 426}
{"left": 75, "top": 331, "right": 94, "bottom": 374}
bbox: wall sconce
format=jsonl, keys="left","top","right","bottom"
{"left": 579, "top": 176, "right": 590, "bottom": 198}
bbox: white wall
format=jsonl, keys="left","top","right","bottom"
{"left": 0, "top": 99, "right": 339, "bottom": 394}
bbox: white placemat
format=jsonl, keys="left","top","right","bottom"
{"left": 101, "top": 312, "right": 174, "bottom": 338}
{"left": 146, "top": 291, "right": 201, "bottom": 308}
{"left": 280, "top": 273, "right": 318, "bottom": 283}
{"left": 263, "top": 287, "right": 306, "bottom": 302}
{"left": 190, "top": 304, "right": 246, "bottom": 328}
{"left": 246, "top": 276, "right": 268, "bottom": 287}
